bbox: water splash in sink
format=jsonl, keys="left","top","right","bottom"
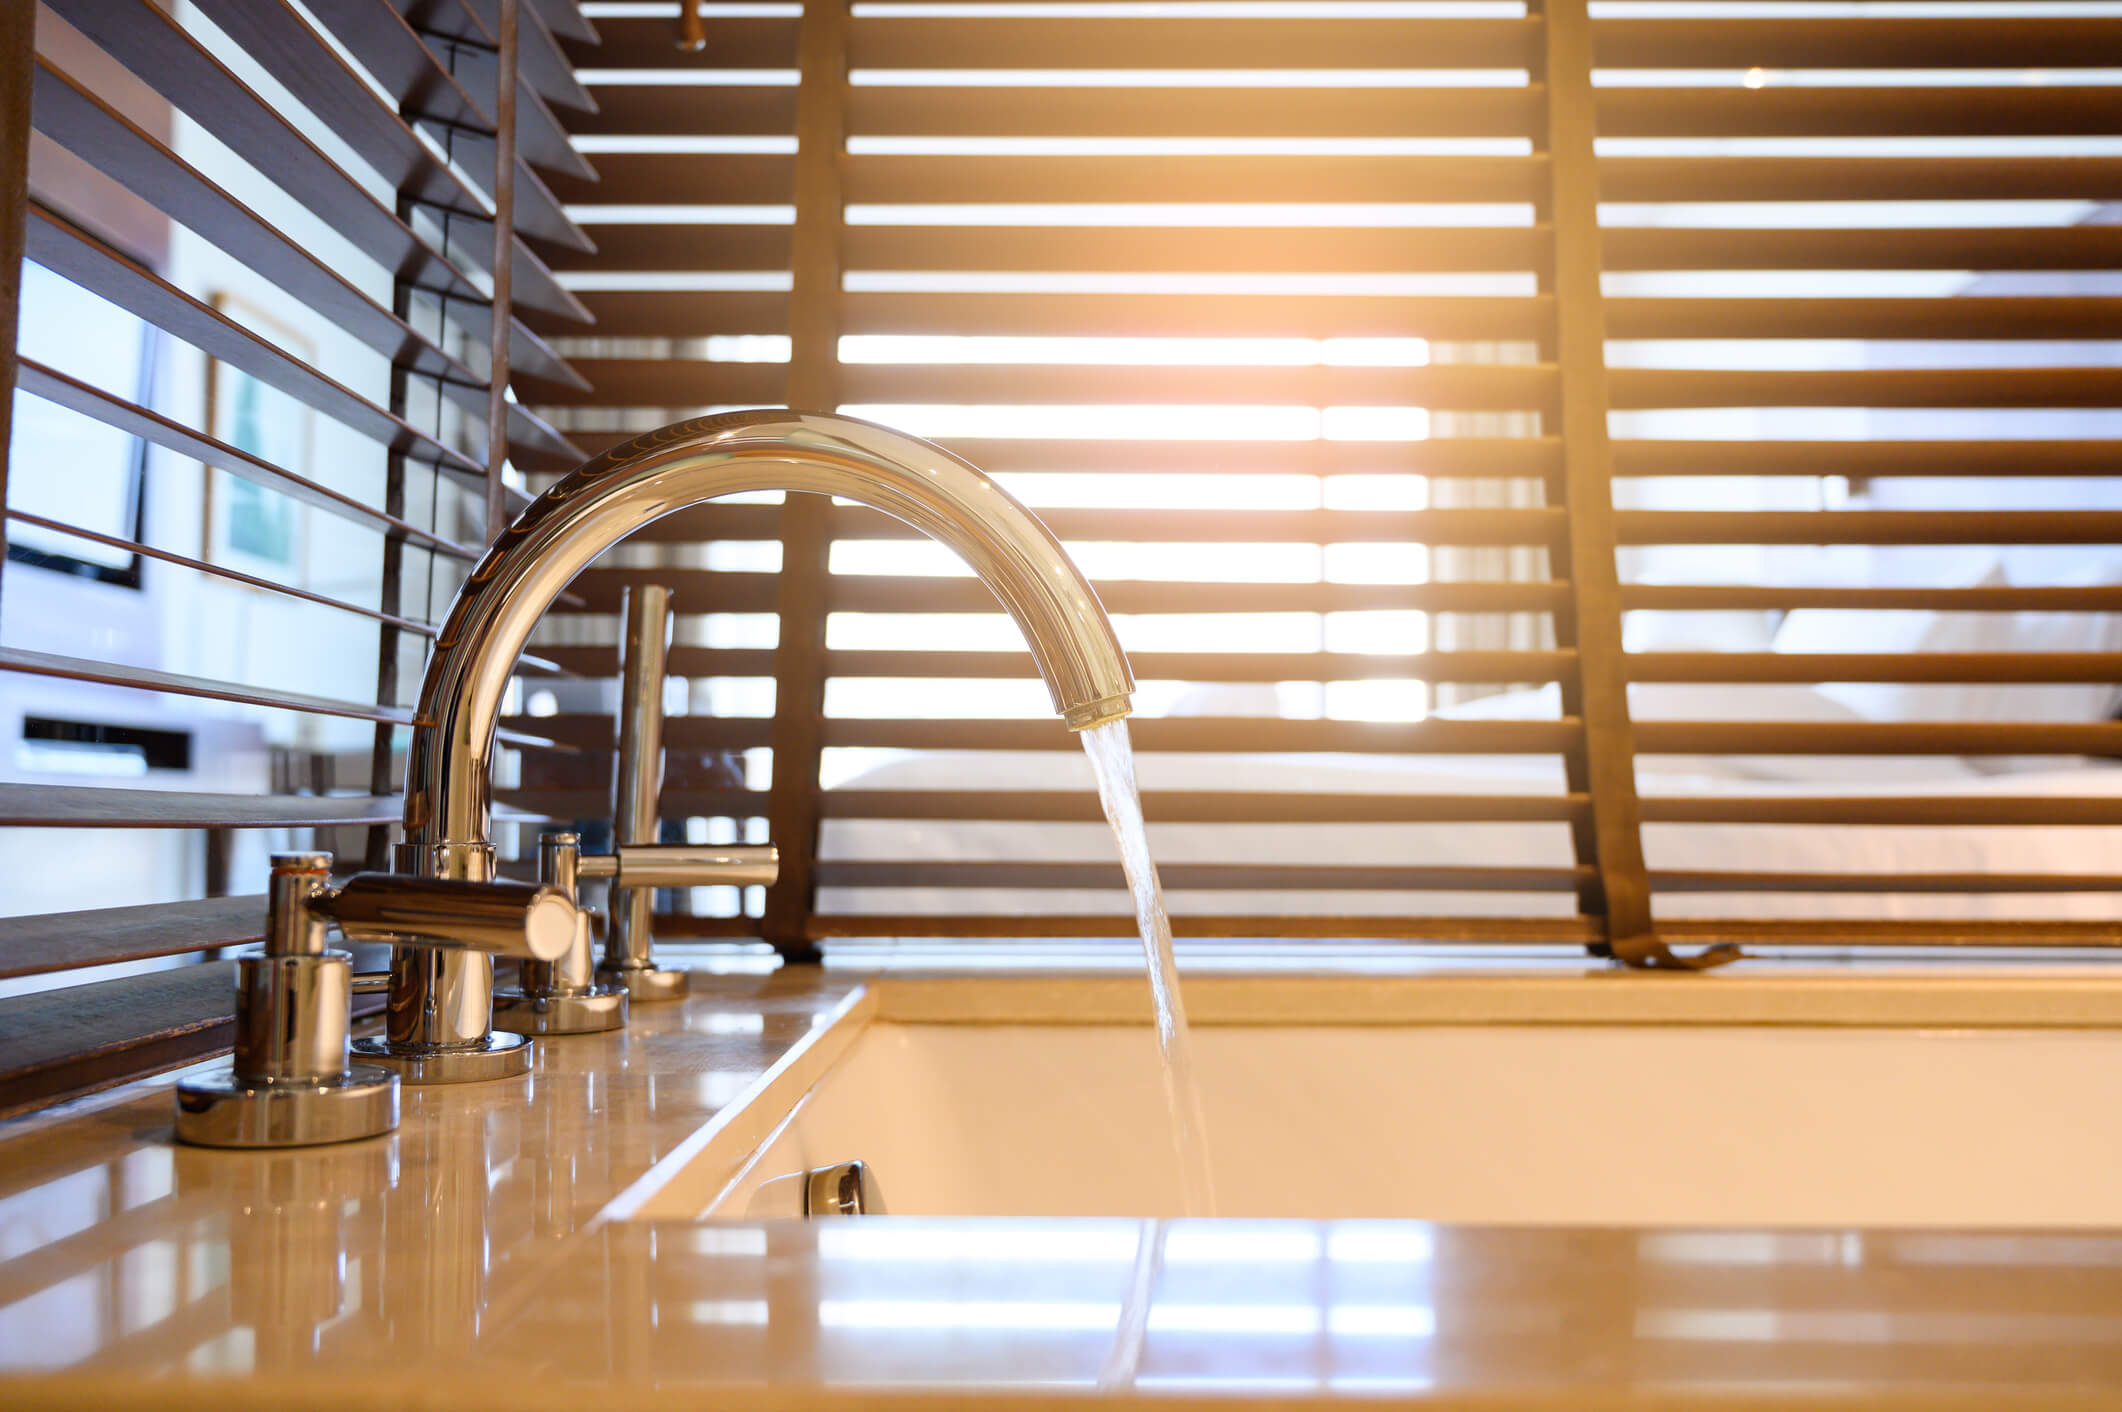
{"left": 1081, "top": 719, "right": 1218, "bottom": 1216}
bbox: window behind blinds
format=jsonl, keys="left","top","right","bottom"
{"left": 521, "top": 0, "right": 2122, "bottom": 965}
{"left": 0, "top": 0, "right": 599, "bottom": 1114}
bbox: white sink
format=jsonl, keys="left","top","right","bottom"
{"left": 609, "top": 969, "right": 2122, "bottom": 1228}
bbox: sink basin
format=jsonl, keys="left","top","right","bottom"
{"left": 608, "top": 970, "right": 2122, "bottom": 1228}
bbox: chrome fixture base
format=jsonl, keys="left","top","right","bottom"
{"left": 491, "top": 983, "right": 628, "bottom": 1035}
{"left": 175, "top": 1065, "right": 398, "bottom": 1149}
{"left": 350, "top": 1031, "right": 532, "bottom": 1084}
{"left": 600, "top": 963, "right": 690, "bottom": 1002}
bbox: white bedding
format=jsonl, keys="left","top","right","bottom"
{"left": 817, "top": 684, "right": 2122, "bottom": 923}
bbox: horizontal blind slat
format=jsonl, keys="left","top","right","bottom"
{"left": 15, "top": 361, "right": 478, "bottom": 558}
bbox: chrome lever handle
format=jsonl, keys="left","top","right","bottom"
{"left": 320, "top": 874, "right": 577, "bottom": 963}
{"left": 577, "top": 843, "right": 780, "bottom": 890}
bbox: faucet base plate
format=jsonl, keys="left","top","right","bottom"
{"left": 350, "top": 1031, "right": 532, "bottom": 1084}
{"left": 174, "top": 1064, "right": 398, "bottom": 1148}
{"left": 599, "top": 963, "right": 690, "bottom": 1003}
{"left": 492, "top": 984, "right": 628, "bottom": 1035}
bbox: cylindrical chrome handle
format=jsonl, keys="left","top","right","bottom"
{"left": 578, "top": 843, "right": 780, "bottom": 890}
{"left": 322, "top": 874, "right": 576, "bottom": 963}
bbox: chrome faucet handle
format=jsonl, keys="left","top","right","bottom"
{"left": 578, "top": 842, "right": 780, "bottom": 890}
{"left": 491, "top": 832, "right": 630, "bottom": 1038}
{"left": 581, "top": 839, "right": 781, "bottom": 1002}
{"left": 174, "top": 853, "right": 581, "bottom": 1148}
{"left": 596, "top": 582, "right": 770, "bottom": 1001}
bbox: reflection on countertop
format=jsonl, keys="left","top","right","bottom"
{"left": 2, "top": 963, "right": 2121, "bottom": 1408}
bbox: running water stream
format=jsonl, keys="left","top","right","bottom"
{"left": 1081, "top": 719, "right": 1218, "bottom": 1217}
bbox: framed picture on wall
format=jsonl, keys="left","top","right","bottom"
{"left": 203, "top": 294, "right": 312, "bottom": 588}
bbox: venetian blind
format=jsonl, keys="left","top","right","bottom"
{"left": 0, "top": 0, "right": 600, "bottom": 1113}
{"left": 517, "top": 0, "right": 2122, "bottom": 966}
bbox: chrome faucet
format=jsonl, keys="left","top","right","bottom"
{"left": 348, "top": 410, "right": 1135, "bottom": 1084}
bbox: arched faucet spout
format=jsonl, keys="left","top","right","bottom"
{"left": 400, "top": 410, "right": 1134, "bottom": 862}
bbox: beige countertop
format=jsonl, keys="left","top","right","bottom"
{"left": 3, "top": 961, "right": 2121, "bottom": 1409}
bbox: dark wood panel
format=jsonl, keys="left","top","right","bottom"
{"left": 506, "top": 712, "right": 1579, "bottom": 754}
{"left": 1643, "top": 797, "right": 2122, "bottom": 827}
{"left": 542, "top": 645, "right": 1576, "bottom": 685}
{"left": 1602, "top": 226, "right": 2122, "bottom": 274}
{"left": 837, "top": 361, "right": 1558, "bottom": 413}
{"left": 848, "top": 15, "right": 1544, "bottom": 69}
{"left": 0, "top": 898, "right": 263, "bottom": 979}
{"left": 567, "top": 85, "right": 801, "bottom": 136}
{"left": 842, "top": 291, "right": 1555, "bottom": 342}
{"left": 545, "top": 568, "right": 1571, "bottom": 616}
{"left": 1599, "top": 155, "right": 2122, "bottom": 204}
{"left": 532, "top": 289, "right": 789, "bottom": 339}
{"left": 544, "top": 152, "right": 794, "bottom": 205}
{"left": 1624, "top": 583, "right": 2122, "bottom": 613}
{"left": 1593, "top": 16, "right": 2122, "bottom": 69}
{"left": 1653, "top": 871, "right": 2122, "bottom": 895}
{"left": 1606, "top": 297, "right": 2122, "bottom": 343}
{"left": 814, "top": 860, "right": 1593, "bottom": 891}
{"left": 841, "top": 153, "right": 1547, "bottom": 206}
{"left": 1631, "top": 652, "right": 2122, "bottom": 686}
{"left": 1613, "top": 441, "right": 2122, "bottom": 480}
{"left": 1635, "top": 721, "right": 2122, "bottom": 756}
{"left": 842, "top": 224, "right": 1553, "bottom": 274}
{"left": 809, "top": 914, "right": 1603, "bottom": 942}
{"left": 848, "top": 84, "right": 1544, "bottom": 139}
{"left": 1657, "top": 918, "right": 2122, "bottom": 949}
{"left": 1611, "top": 366, "right": 2122, "bottom": 411}
{"left": 820, "top": 789, "right": 1588, "bottom": 824}
{"left": 1596, "top": 85, "right": 2122, "bottom": 139}
{"left": 1617, "top": 509, "right": 2122, "bottom": 547}
{"left": 0, "top": 965, "right": 237, "bottom": 1120}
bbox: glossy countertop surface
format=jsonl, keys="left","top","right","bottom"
{"left": 3, "top": 961, "right": 2122, "bottom": 1409}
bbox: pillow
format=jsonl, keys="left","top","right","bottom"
{"left": 1623, "top": 609, "right": 1780, "bottom": 655}
{"left": 1774, "top": 563, "right": 2122, "bottom": 726}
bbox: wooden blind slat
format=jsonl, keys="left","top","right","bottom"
{"left": 1592, "top": 16, "right": 2122, "bottom": 69}
{"left": 1607, "top": 297, "right": 2122, "bottom": 344}
{"left": 1631, "top": 653, "right": 2122, "bottom": 687}
{"left": 0, "top": 787, "right": 407, "bottom": 829}
{"left": 847, "top": 15, "right": 1543, "bottom": 69}
{"left": 841, "top": 224, "right": 1554, "bottom": 275}
{"left": 0, "top": 647, "right": 416, "bottom": 725}
{"left": 841, "top": 153, "right": 1547, "bottom": 206}
{"left": 1636, "top": 722, "right": 2122, "bottom": 757}
{"left": 25, "top": 205, "right": 490, "bottom": 483}
{"left": 1614, "top": 441, "right": 2122, "bottom": 479}
{"left": 545, "top": 646, "right": 1578, "bottom": 685}
{"left": 1623, "top": 584, "right": 2122, "bottom": 613}
{"left": 1598, "top": 155, "right": 2122, "bottom": 204}
{"left": 16, "top": 361, "right": 477, "bottom": 559}
{"left": 807, "top": 914, "right": 1603, "bottom": 943}
{"left": 847, "top": 84, "right": 1544, "bottom": 139}
{"left": 836, "top": 362, "right": 1559, "bottom": 413}
{"left": 1643, "top": 798, "right": 2122, "bottom": 827}
{"left": 841, "top": 291, "right": 1556, "bottom": 343}
{"left": 1617, "top": 510, "right": 2122, "bottom": 547}
{"left": 0, "top": 899, "right": 262, "bottom": 980}
{"left": 816, "top": 859, "right": 1594, "bottom": 891}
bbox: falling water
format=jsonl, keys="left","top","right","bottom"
{"left": 1081, "top": 719, "right": 1218, "bottom": 1217}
